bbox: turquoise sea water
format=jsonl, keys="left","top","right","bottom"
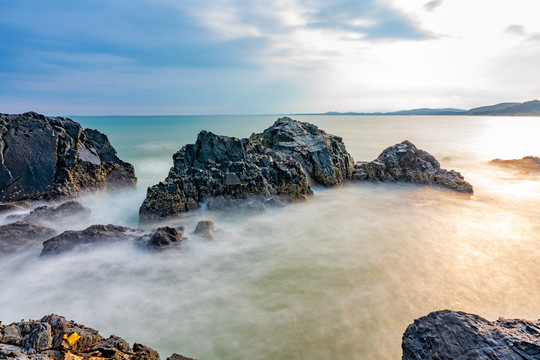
{"left": 1, "top": 115, "right": 539, "bottom": 359}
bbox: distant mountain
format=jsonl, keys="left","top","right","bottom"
{"left": 466, "top": 102, "right": 520, "bottom": 115}
{"left": 299, "top": 108, "right": 467, "bottom": 116}
{"left": 467, "top": 100, "right": 540, "bottom": 116}
{"left": 297, "top": 99, "right": 540, "bottom": 116}
{"left": 386, "top": 108, "right": 466, "bottom": 115}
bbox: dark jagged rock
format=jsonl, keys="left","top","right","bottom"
{"left": 40, "top": 224, "right": 137, "bottom": 256}
{"left": 193, "top": 220, "right": 215, "bottom": 240}
{"left": 139, "top": 117, "right": 353, "bottom": 223}
{"left": 0, "top": 314, "right": 191, "bottom": 359}
{"left": 353, "top": 140, "right": 474, "bottom": 193}
{"left": 490, "top": 156, "right": 540, "bottom": 173}
{"left": 21, "top": 201, "right": 91, "bottom": 223}
{"left": 0, "top": 111, "right": 136, "bottom": 203}
{"left": 0, "top": 220, "right": 57, "bottom": 254}
{"left": 260, "top": 117, "right": 354, "bottom": 186}
{"left": 402, "top": 310, "right": 540, "bottom": 360}
{"left": 145, "top": 226, "right": 185, "bottom": 250}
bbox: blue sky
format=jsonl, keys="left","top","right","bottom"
{"left": 1, "top": 0, "right": 539, "bottom": 115}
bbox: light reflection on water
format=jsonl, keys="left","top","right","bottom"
{"left": 0, "top": 116, "right": 539, "bottom": 359}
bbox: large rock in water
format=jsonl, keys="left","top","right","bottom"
{"left": 402, "top": 310, "right": 540, "bottom": 359}
{"left": 139, "top": 117, "right": 353, "bottom": 223}
{"left": 353, "top": 140, "right": 473, "bottom": 193}
{"left": 0, "top": 314, "right": 194, "bottom": 359}
{"left": 0, "top": 112, "right": 136, "bottom": 202}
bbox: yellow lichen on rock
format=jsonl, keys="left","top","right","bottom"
{"left": 63, "top": 332, "right": 81, "bottom": 346}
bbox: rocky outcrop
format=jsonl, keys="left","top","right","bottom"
{"left": 0, "top": 314, "right": 194, "bottom": 359}
{"left": 490, "top": 156, "right": 540, "bottom": 173}
{"left": 41, "top": 224, "right": 139, "bottom": 256}
{"left": 0, "top": 221, "right": 57, "bottom": 254}
{"left": 139, "top": 117, "right": 353, "bottom": 223}
{"left": 402, "top": 310, "right": 540, "bottom": 359}
{"left": 260, "top": 117, "right": 354, "bottom": 186}
{"left": 353, "top": 141, "right": 473, "bottom": 193}
{"left": 0, "top": 112, "right": 136, "bottom": 202}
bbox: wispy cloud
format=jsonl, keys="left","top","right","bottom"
{"left": 423, "top": 1, "right": 443, "bottom": 12}
{"left": 504, "top": 24, "right": 525, "bottom": 36}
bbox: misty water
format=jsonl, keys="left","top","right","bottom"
{"left": 1, "top": 115, "right": 540, "bottom": 359}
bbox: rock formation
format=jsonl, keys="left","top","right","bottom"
{"left": 0, "top": 112, "right": 136, "bottom": 203}
{"left": 0, "top": 221, "right": 57, "bottom": 254}
{"left": 139, "top": 117, "right": 353, "bottom": 223}
{"left": 402, "top": 310, "right": 540, "bottom": 359}
{"left": 193, "top": 220, "right": 215, "bottom": 240}
{"left": 353, "top": 140, "right": 473, "bottom": 193}
{"left": 0, "top": 314, "right": 194, "bottom": 359}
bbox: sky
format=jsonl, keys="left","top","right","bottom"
{"left": 1, "top": 0, "right": 539, "bottom": 115}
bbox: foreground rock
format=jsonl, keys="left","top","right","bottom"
{"left": 0, "top": 314, "right": 194, "bottom": 359}
{"left": 0, "top": 112, "right": 136, "bottom": 202}
{"left": 0, "top": 221, "right": 57, "bottom": 254}
{"left": 402, "top": 310, "right": 540, "bottom": 359}
{"left": 490, "top": 156, "right": 540, "bottom": 173}
{"left": 353, "top": 140, "right": 474, "bottom": 193}
{"left": 139, "top": 117, "right": 353, "bottom": 223}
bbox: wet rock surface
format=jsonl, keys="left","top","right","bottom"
{"left": 0, "top": 221, "right": 57, "bottom": 254}
{"left": 0, "top": 314, "right": 194, "bottom": 359}
{"left": 353, "top": 140, "right": 474, "bottom": 193}
{"left": 0, "top": 112, "right": 136, "bottom": 203}
{"left": 139, "top": 117, "right": 352, "bottom": 223}
{"left": 402, "top": 310, "right": 540, "bottom": 360}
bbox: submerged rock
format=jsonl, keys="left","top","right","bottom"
{"left": 40, "top": 224, "right": 137, "bottom": 256}
{"left": 193, "top": 220, "right": 215, "bottom": 240}
{"left": 40, "top": 224, "right": 191, "bottom": 255}
{"left": 402, "top": 310, "right": 540, "bottom": 359}
{"left": 144, "top": 226, "right": 185, "bottom": 250}
{"left": 0, "top": 112, "right": 136, "bottom": 203}
{"left": 353, "top": 140, "right": 473, "bottom": 193}
{"left": 21, "top": 201, "right": 91, "bottom": 223}
{"left": 0, "top": 221, "right": 57, "bottom": 254}
{"left": 0, "top": 314, "right": 193, "bottom": 359}
{"left": 139, "top": 117, "right": 353, "bottom": 223}
{"left": 490, "top": 156, "right": 540, "bottom": 173}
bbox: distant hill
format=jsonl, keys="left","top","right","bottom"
{"left": 466, "top": 102, "right": 520, "bottom": 115}
{"left": 299, "top": 100, "right": 540, "bottom": 116}
{"left": 467, "top": 100, "right": 540, "bottom": 116}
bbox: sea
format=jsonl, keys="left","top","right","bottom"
{"left": 1, "top": 115, "right": 539, "bottom": 359}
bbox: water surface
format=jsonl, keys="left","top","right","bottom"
{"left": 1, "top": 115, "right": 539, "bottom": 359}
